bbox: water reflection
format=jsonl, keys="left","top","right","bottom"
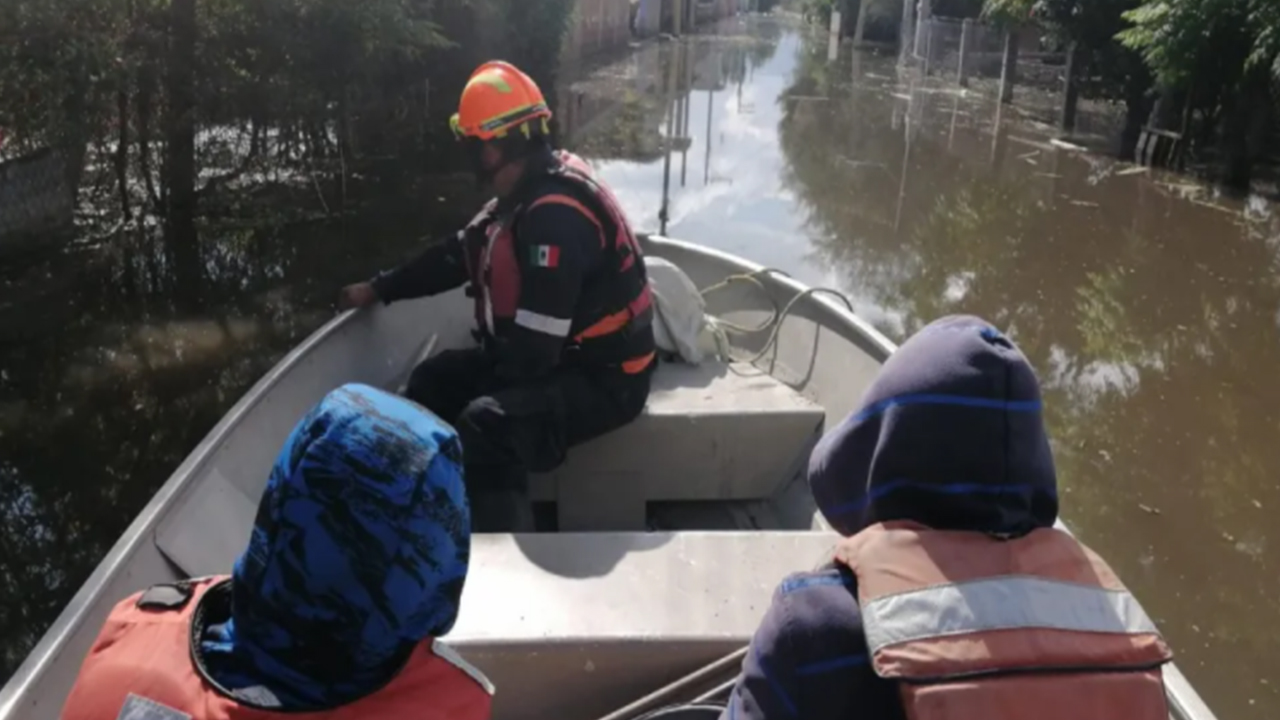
{"left": 0, "top": 174, "right": 482, "bottom": 675}
{"left": 574, "top": 16, "right": 1280, "bottom": 720}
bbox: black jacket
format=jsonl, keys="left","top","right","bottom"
{"left": 370, "top": 148, "right": 650, "bottom": 382}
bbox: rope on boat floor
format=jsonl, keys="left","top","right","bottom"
{"left": 593, "top": 646, "right": 748, "bottom": 720}
{"left": 699, "top": 268, "right": 855, "bottom": 365}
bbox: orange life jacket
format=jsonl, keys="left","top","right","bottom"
{"left": 834, "top": 521, "right": 1173, "bottom": 720}
{"left": 60, "top": 576, "right": 493, "bottom": 720}
{"left": 465, "top": 150, "right": 654, "bottom": 374}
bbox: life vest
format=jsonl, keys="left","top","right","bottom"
{"left": 464, "top": 150, "right": 655, "bottom": 374}
{"left": 834, "top": 521, "right": 1173, "bottom": 720}
{"left": 61, "top": 576, "right": 493, "bottom": 720}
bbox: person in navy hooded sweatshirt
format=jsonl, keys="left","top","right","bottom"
{"left": 718, "top": 314, "right": 1173, "bottom": 720}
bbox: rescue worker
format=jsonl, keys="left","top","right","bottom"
{"left": 60, "top": 384, "right": 492, "bottom": 720}
{"left": 339, "top": 61, "right": 655, "bottom": 533}
{"left": 721, "top": 315, "right": 1175, "bottom": 720}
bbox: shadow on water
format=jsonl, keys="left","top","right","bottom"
{"left": 568, "top": 15, "right": 1280, "bottom": 720}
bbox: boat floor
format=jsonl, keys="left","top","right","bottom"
{"left": 440, "top": 357, "right": 837, "bottom": 718}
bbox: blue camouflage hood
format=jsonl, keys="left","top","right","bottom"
{"left": 808, "top": 315, "right": 1058, "bottom": 537}
{"left": 201, "top": 383, "right": 470, "bottom": 709}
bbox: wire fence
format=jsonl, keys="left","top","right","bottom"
{"left": 898, "top": 17, "right": 1128, "bottom": 142}
{"left": 910, "top": 19, "right": 1064, "bottom": 91}
{"left": 0, "top": 148, "right": 75, "bottom": 244}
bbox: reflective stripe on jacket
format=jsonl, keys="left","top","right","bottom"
{"left": 465, "top": 150, "right": 654, "bottom": 374}
{"left": 60, "top": 576, "right": 492, "bottom": 720}
{"left": 835, "top": 521, "right": 1173, "bottom": 720}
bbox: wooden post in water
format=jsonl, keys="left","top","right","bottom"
{"left": 913, "top": 0, "right": 931, "bottom": 58}
{"left": 998, "top": 28, "right": 1019, "bottom": 104}
{"left": 990, "top": 101, "right": 1007, "bottom": 173}
{"left": 853, "top": 0, "right": 870, "bottom": 47}
{"left": 828, "top": 9, "right": 842, "bottom": 61}
{"left": 957, "top": 18, "right": 972, "bottom": 87}
{"left": 674, "top": 0, "right": 683, "bottom": 36}
{"left": 948, "top": 92, "right": 960, "bottom": 149}
{"left": 1060, "top": 41, "right": 1080, "bottom": 132}
{"left": 658, "top": 33, "right": 682, "bottom": 235}
{"left": 893, "top": 114, "right": 911, "bottom": 234}
{"left": 681, "top": 40, "right": 693, "bottom": 187}
{"left": 923, "top": 19, "right": 933, "bottom": 75}
{"left": 899, "top": 0, "right": 914, "bottom": 59}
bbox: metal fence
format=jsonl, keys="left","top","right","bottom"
{"left": 903, "top": 17, "right": 1128, "bottom": 142}
{"left": 911, "top": 18, "right": 1065, "bottom": 90}
{"left": 564, "top": 0, "right": 635, "bottom": 60}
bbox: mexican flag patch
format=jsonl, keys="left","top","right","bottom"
{"left": 530, "top": 244, "right": 561, "bottom": 268}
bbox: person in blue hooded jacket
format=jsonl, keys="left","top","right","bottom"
{"left": 62, "top": 384, "right": 494, "bottom": 720}
{"left": 718, "top": 315, "right": 1173, "bottom": 720}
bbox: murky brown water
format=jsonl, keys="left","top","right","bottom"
{"left": 3, "top": 11, "right": 1277, "bottom": 717}
{"left": 569, "top": 17, "right": 1280, "bottom": 720}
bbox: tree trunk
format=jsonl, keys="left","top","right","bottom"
{"left": 1059, "top": 42, "right": 1081, "bottom": 132}
{"left": 163, "top": 0, "right": 200, "bottom": 306}
{"left": 115, "top": 87, "right": 132, "bottom": 220}
{"left": 1219, "top": 88, "right": 1251, "bottom": 192}
{"left": 1220, "top": 70, "right": 1274, "bottom": 193}
{"left": 999, "top": 29, "right": 1019, "bottom": 104}
{"left": 136, "top": 34, "right": 161, "bottom": 210}
{"left": 1119, "top": 70, "right": 1154, "bottom": 161}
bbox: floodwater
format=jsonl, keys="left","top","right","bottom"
{"left": 1, "top": 12, "right": 1277, "bottom": 719}
{"left": 569, "top": 18, "right": 1279, "bottom": 720}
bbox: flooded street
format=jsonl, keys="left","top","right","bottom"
{"left": 3, "top": 11, "right": 1279, "bottom": 718}
{"left": 572, "top": 17, "right": 1280, "bottom": 720}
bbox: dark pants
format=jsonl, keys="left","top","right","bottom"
{"left": 405, "top": 348, "right": 652, "bottom": 532}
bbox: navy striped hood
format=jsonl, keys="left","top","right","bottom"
{"left": 808, "top": 315, "right": 1058, "bottom": 537}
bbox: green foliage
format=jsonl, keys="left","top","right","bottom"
{"left": 0, "top": 0, "right": 133, "bottom": 148}
{"left": 799, "top": 0, "right": 837, "bottom": 26}
{"left": 1114, "top": 0, "right": 1280, "bottom": 96}
{"left": 0, "top": 0, "right": 584, "bottom": 225}
{"left": 980, "top": 0, "right": 1034, "bottom": 25}
{"left": 0, "top": 0, "right": 581, "bottom": 155}
{"left": 488, "top": 0, "right": 576, "bottom": 73}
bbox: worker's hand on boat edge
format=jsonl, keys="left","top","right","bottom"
{"left": 338, "top": 282, "right": 379, "bottom": 311}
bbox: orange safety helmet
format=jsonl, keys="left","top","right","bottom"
{"left": 450, "top": 61, "right": 553, "bottom": 142}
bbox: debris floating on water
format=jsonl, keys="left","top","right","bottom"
{"left": 1115, "top": 165, "right": 1149, "bottom": 176}
{"left": 1050, "top": 138, "right": 1087, "bottom": 152}
{"left": 1138, "top": 503, "right": 1161, "bottom": 515}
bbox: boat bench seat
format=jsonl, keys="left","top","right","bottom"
{"left": 449, "top": 530, "right": 839, "bottom": 720}
{"left": 530, "top": 361, "right": 826, "bottom": 531}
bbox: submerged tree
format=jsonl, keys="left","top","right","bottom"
{"left": 1118, "top": 0, "right": 1280, "bottom": 189}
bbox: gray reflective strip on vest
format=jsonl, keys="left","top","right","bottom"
{"left": 116, "top": 694, "right": 191, "bottom": 720}
{"left": 515, "top": 309, "right": 573, "bottom": 337}
{"left": 861, "top": 576, "right": 1160, "bottom": 654}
